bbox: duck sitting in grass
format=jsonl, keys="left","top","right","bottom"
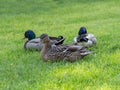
{"left": 40, "top": 33, "right": 93, "bottom": 62}
{"left": 24, "top": 30, "right": 65, "bottom": 51}
{"left": 73, "top": 27, "right": 97, "bottom": 47}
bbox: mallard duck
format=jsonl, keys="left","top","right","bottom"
{"left": 40, "top": 34, "right": 93, "bottom": 62}
{"left": 24, "top": 30, "right": 65, "bottom": 51}
{"left": 73, "top": 27, "right": 97, "bottom": 47}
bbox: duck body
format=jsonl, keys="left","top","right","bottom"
{"left": 24, "top": 38, "right": 42, "bottom": 51}
{"left": 40, "top": 34, "right": 93, "bottom": 62}
{"left": 24, "top": 30, "right": 65, "bottom": 51}
{"left": 73, "top": 27, "right": 97, "bottom": 47}
{"left": 73, "top": 34, "right": 97, "bottom": 47}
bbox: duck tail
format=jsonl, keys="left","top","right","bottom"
{"left": 80, "top": 51, "right": 94, "bottom": 56}
{"left": 58, "top": 36, "right": 64, "bottom": 39}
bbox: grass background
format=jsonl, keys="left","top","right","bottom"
{"left": 0, "top": 0, "right": 120, "bottom": 89}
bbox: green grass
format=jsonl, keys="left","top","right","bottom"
{"left": 0, "top": 0, "right": 120, "bottom": 89}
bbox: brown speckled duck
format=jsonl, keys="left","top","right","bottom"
{"left": 40, "top": 34, "right": 93, "bottom": 62}
{"left": 24, "top": 30, "right": 65, "bottom": 51}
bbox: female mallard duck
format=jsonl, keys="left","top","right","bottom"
{"left": 40, "top": 34, "right": 93, "bottom": 62}
{"left": 24, "top": 30, "right": 65, "bottom": 51}
{"left": 73, "top": 27, "right": 97, "bottom": 47}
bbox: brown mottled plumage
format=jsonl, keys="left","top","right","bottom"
{"left": 40, "top": 34, "right": 93, "bottom": 62}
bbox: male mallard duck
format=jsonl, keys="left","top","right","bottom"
{"left": 24, "top": 30, "right": 65, "bottom": 51}
{"left": 40, "top": 34, "right": 93, "bottom": 62}
{"left": 73, "top": 27, "right": 97, "bottom": 47}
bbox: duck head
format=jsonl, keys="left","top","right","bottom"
{"left": 24, "top": 30, "right": 36, "bottom": 40}
{"left": 40, "top": 34, "right": 50, "bottom": 44}
{"left": 78, "top": 27, "right": 87, "bottom": 35}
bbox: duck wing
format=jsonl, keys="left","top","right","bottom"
{"left": 54, "top": 38, "right": 65, "bottom": 45}
{"left": 49, "top": 36, "right": 65, "bottom": 45}
{"left": 77, "top": 34, "right": 88, "bottom": 42}
{"left": 49, "top": 36, "right": 58, "bottom": 40}
{"left": 51, "top": 44, "right": 69, "bottom": 52}
{"left": 49, "top": 35, "right": 64, "bottom": 40}
{"left": 63, "top": 45, "right": 86, "bottom": 52}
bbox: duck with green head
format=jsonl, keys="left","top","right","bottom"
{"left": 73, "top": 27, "right": 97, "bottom": 47}
{"left": 24, "top": 30, "right": 65, "bottom": 51}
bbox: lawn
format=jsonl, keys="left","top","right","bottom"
{"left": 0, "top": 0, "right": 120, "bottom": 90}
